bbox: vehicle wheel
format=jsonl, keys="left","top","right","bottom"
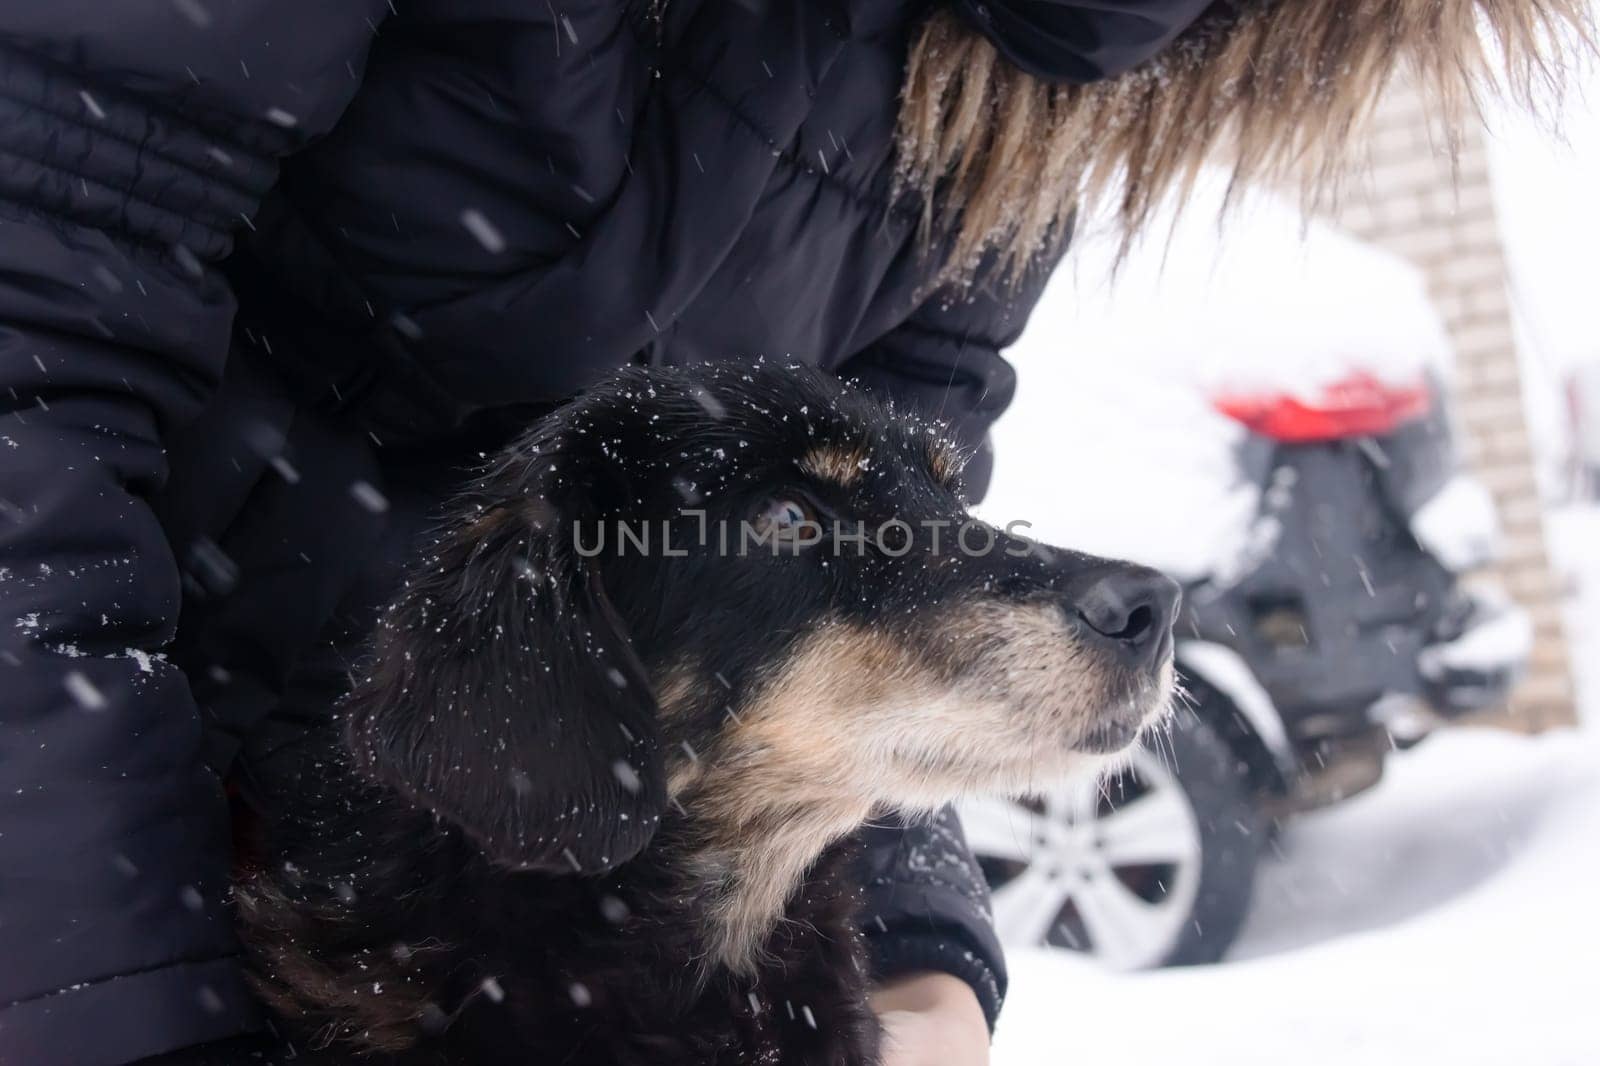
{"left": 959, "top": 707, "right": 1264, "bottom": 968}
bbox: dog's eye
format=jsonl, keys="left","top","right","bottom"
{"left": 753, "top": 496, "right": 817, "bottom": 539}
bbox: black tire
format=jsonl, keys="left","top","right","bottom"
{"left": 1152, "top": 701, "right": 1266, "bottom": 965}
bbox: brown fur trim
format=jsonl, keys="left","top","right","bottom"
{"left": 897, "top": 0, "right": 1594, "bottom": 286}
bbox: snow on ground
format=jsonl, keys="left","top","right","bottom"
{"left": 993, "top": 726, "right": 1600, "bottom": 1066}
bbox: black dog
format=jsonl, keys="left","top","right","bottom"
{"left": 236, "top": 364, "right": 1179, "bottom": 1065}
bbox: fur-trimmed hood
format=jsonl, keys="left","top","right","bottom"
{"left": 898, "top": 0, "right": 1595, "bottom": 282}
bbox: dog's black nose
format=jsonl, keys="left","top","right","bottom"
{"left": 1073, "top": 569, "right": 1181, "bottom": 671}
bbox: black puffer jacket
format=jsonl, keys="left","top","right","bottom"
{"left": 0, "top": 2, "right": 1205, "bottom": 1062}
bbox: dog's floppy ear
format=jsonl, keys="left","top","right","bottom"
{"left": 344, "top": 428, "right": 665, "bottom": 874}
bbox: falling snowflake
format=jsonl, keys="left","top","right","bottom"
{"left": 350, "top": 481, "right": 390, "bottom": 514}
{"left": 611, "top": 759, "right": 642, "bottom": 793}
{"left": 460, "top": 209, "right": 507, "bottom": 254}
{"left": 171, "top": 0, "right": 212, "bottom": 27}
{"left": 63, "top": 671, "right": 107, "bottom": 712}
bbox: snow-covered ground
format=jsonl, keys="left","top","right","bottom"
{"left": 986, "top": 188, "right": 1600, "bottom": 1063}
{"left": 993, "top": 722, "right": 1599, "bottom": 1066}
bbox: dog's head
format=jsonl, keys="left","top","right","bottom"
{"left": 346, "top": 364, "right": 1178, "bottom": 878}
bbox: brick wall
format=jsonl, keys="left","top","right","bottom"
{"left": 1332, "top": 83, "right": 1577, "bottom": 730}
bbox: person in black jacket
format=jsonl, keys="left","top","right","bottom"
{"left": 0, "top": 1, "right": 1584, "bottom": 1063}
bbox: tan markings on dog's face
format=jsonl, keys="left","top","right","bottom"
{"left": 672, "top": 604, "right": 1173, "bottom": 974}
{"left": 656, "top": 656, "right": 720, "bottom": 797}
{"left": 926, "top": 436, "right": 964, "bottom": 489}
{"left": 655, "top": 662, "right": 711, "bottom": 797}
{"left": 653, "top": 662, "right": 701, "bottom": 722}
{"left": 798, "top": 443, "right": 871, "bottom": 487}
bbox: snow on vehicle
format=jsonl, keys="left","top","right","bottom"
{"left": 963, "top": 182, "right": 1531, "bottom": 968}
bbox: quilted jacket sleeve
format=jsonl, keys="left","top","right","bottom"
{"left": 858, "top": 807, "right": 1008, "bottom": 1029}
{"left": 0, "top": 8, "right": 387, "bottom": 1063}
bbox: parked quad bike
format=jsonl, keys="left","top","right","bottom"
{"left": 959, "top": 371, "right": 1531, "bottom": 969}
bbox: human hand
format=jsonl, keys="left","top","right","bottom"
{"left": 871, "top": 970, "right": 991, "bottom": 1066}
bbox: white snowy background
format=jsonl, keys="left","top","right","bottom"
{"left": 982, "top": 76, "right": 1600, "bottom": 1066}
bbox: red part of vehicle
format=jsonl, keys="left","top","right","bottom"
{"left": 1212, "top": 371, "right": 1432, "bottom": 442}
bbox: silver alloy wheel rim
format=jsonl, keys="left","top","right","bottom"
{"left": 959, "top": 749, "right": 1204, "bottom": 971}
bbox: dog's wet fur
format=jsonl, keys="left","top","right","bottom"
{"left": 237, "top": 364, "right": 1177, "bottom": 1065}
